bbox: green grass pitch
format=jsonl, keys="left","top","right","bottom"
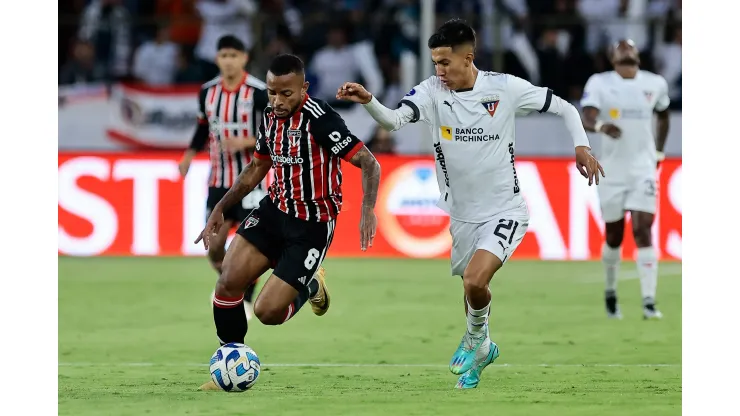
{"left": 59, "top": 257, "right": 681, "bottom": 415}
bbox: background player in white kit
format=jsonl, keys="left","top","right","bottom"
{"left": 337, "top": 19, "right": 604, "bottom": 389}
{"left": 580, "top": 39, "right": 671, "bottom": 320}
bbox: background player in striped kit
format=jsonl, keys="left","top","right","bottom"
{"left": 178, "top": 35, "right": 268, "bottom": 319}
{"left": 195, "top": 54, "right": 381, "bottom": 390}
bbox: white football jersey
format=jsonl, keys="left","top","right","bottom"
{"left": 580, "top": 70, "right": 670, "bottom": 181}
{"left": 399, "top": 71, "right": 553, "bottom": 223}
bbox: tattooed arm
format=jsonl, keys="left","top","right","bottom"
{"left": 348, "top": 145, "right": 381, "bottom": 251}
{"left": 349, "top": 145, "right": 381, "bottom": 210}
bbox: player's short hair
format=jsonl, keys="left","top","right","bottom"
{"left": 427, "top": 18, "right": 476, "bottom": 52}
{"left": 217, "top": 35, "right": 246, "bottom": 52}
{"left": 268, "top": 54, "right": 305, "bottom": 76}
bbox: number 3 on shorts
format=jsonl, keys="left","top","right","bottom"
{"left": 304, "top": 248, "right": 321, "bottom": 270}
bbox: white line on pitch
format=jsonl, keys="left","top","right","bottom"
{"left": 58, "top": 362, "right": 680, "bottom": 368}
{"left": 578, "top": 263, "right": 682, "bottom": 283}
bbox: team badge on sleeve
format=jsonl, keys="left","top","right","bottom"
{"left": 480, "top": 95, "right": 500, "bottom": 117}
{"left": 405, "top": 88, "right": 416, "bottom": 97}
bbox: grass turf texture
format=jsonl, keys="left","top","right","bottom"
{"left": 59, "top": 257, "right": 681, "bottom": 415}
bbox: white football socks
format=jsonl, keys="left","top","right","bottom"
{"left": 636, "top": 246, "right": 658, "bottom": 304}
{"left": 465, "top": 298, "right": 491, "bottom": 360}
{"left": 466, "top": 299, "right": 489, "bottom": 337}
{"left": 602, "top": 243, "right": 621, "bottom": 293}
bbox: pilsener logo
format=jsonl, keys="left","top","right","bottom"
{"left": 439, "top": 126, "right": 499, "bottom": 142}
{"left": 440, "top": 126, "right": 453, "bottom": 141}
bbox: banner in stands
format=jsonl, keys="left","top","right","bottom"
{"left": 107, "top": 84, "right": 200, "bottom": 148}
{"left": 58, "top": 153, "right": 682, "bottom": 261}
{"left": 59, "top": 83, "right": 683, "bottom": 156}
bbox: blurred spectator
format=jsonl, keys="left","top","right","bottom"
{"left": 132, "top": 25, "right": 180, "bottom": 85}
{"left": 175, "top": 48, "right": 204, "bottom": 84}
{"left": 195, "top": 0, "right": 258, "bottom": 81}
{"left": 381, "top": 63, "right": 404, "bottom": 108}
{"left": 486, "top": 0, "right": 540, "bottom": 84}
{"left": 59, "top": 39, "right": 108, "bottom": 85}
{"left": 536, "top": 27, "right": 567, "bottom": 98}
{"left": 251, "top": 35, "right": 294, "bottom": 78}
{"left": 366, "top": 126, "right": 396, "bottom": 155}
{"left": 578, "top": 0, "right": 649, "bottom": 54}
{"left": 78, "top": 0, "right": 132, "bottom": 80}
{"left": 654, "top": 25, "right": 681, "bottom": 109}
{"left": 308, "top": 22, "right": 384, "bottom": 104}
{"left": 157, "top": 0, "right": 202, "bottom": 47}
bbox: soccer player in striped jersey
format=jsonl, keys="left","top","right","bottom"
{"left": 196, "top": 54, "right": 380, "bottom": 390}
{"left": 178, "top": 35, "right": 268, "bottom": 319}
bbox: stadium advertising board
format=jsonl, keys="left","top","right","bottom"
{"left": 58, "top": 153, "right": 682, "bottom": 260}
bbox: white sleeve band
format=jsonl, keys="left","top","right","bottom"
{"left": 362, "top": 95, "right": 415, "bottom": 132}
{"left": 547, "top": 94, "right": 591, "bottom": 149}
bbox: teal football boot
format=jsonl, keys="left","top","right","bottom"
{"left": 449, "top": 325, "right": 489, "bottom": 375}
{"left": 455, "top": 340, "right": 500, "bottom": 389}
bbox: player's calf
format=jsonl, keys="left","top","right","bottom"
{"left": 630, "top": 211, "right": 661, "bottom": 318}
{"left": 212, "top": 235, "right": 271, "bottom": 344}
{"left": 253, "top": 269, "right": 325, "bottom": 325}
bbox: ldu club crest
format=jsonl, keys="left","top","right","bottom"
{"left": 480, "top": 95, "right": 500, "bottom": 117}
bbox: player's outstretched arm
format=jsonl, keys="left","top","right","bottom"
{"left": 348, "top": 145, "right": 381, "bottom": 251}
{"left": 336, "top": 82, "right": 416, "bottom": 131}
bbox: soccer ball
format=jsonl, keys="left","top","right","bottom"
{"left": 209, "top": 343, "right": 261, "bottom": 392}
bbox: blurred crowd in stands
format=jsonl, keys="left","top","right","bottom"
{"left": 59, "top": 0, "right": 682, "bottom": 138}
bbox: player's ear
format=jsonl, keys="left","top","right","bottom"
{"left": 302, "top": 81, "right": 309, "bottom": 94}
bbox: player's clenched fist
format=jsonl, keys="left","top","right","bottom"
{"left": 336, "top": 82, "right": 372, "bottom": 104}
{"left": 575, "top": 146, "right": 606, "bottom": 186}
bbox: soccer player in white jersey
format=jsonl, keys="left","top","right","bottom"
{"left": 337, "top": 19, "right": 605, "bottom": 389}
{"left": 580, "top": 39, "right": 671, "bottom": 320}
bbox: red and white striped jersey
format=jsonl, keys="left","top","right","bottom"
{"left": 196, "top": 72, "right": 269, "bottom": 189}
{"left": 254, "top": 95, "right": 364, "bottom": 222}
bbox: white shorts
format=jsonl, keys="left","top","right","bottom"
{"left": 597, "top": 174, "right": 658, "bottom": 223}
{"left": 449, "top": 210, "right": 529, "bottom": 277}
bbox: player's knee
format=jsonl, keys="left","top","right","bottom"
{"left": 462, "top": 272, "right": 490, "bottom": 294}
{"left": 604, "top": 231, "right": 624, "bottom": 248}
{"left": 253, "top": 299, "right": 285, "bottom": 326}
{"left": 632, "top": 226, "right": 652, "bottom": 247}
{"left": 214, "top": 269, "right": 243, "bottom": 299}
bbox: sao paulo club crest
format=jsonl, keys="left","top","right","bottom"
{"left": 243, "top": 216, "right": 259, "bottom": 229}
{"left": 480, "top": 95, "right": 500, "bottom": 117}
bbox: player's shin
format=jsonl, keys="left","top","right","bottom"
{"left": 465, "top": 296, "right": 490, "bottom": 337}
{"left": 602, "top": 243, "right": 621, "bottom": 294}
{"left": 636, "top": 246, "right": 658, "bottom": 304}
{"left": 213, "top": 294, "right": 248, "bottom": 344}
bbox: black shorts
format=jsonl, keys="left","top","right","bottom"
{"left": 236, "top": 197, "right": 336, "bottom": 296}
{"left": 206, "top": 187, "right": 250, "bottom": 223}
